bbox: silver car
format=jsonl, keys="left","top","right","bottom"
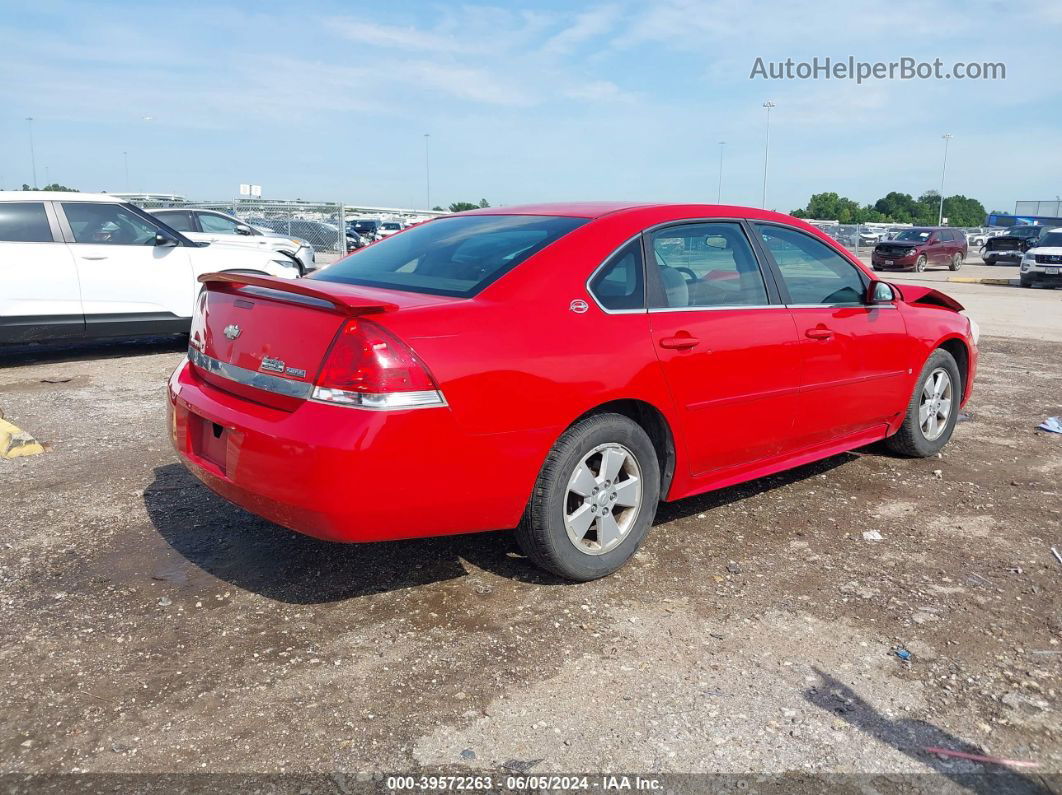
{"left": 150, "top": 208, "right": 316, "bottom": 273}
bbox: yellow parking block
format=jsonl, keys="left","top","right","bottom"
{"left": 0, "top": 418, "right": 45, "bottom": 459}
{"left": 947, "top": 277, "right": 1017, "bottom": 286}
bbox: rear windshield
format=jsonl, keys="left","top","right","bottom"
{"left": 313, "top": 214, "right": 588, "bottom": 297}
{"left": 1010, "top": 226, "right": 1041, "bottom": 237}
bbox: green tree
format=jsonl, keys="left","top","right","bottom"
{"left": 21, "top": 182, "right": 78, "bottom": 191}
{"left": 431, "top": 205, "right": 444, "bottom": 211}
{"left": 448, "top": 201, "right": 480, "bottom": 212}
{"left": 799, "top": 192, "right": 867, "bottom": 224}
{"left": 873, "top": 192, "right": 919, "bottom": 223}
{"left": 939, "top": 194, "right": 987, "bottom": 227}
{"left": 478, "top": 198, "right": 490, "bottom": 208}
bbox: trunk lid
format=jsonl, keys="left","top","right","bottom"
{"left": 188, "top": 272, "right": 404, "bottom": 409}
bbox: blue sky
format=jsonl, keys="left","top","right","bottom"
{"left": 2, "top": 0, "right": 1060, "bottom": 214}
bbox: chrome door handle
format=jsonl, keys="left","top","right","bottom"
{"left": 80, "top": 256, "right": 108, "bottom": 261}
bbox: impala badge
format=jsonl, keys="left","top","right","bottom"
{"left": 260, "top": 356, "right": 285, "bottom": 374}
{"left": 223, "top": 324, "right": 241, "bottom": 340}
{"left": 569, "top": 299, "right": 589, "bottom": 314}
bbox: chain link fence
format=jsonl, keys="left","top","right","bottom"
{"left": 809, "top": 223, "right": 997, "bottom": 258}
{"left": 126, "top": 197, "right": 444, "bottom": 257}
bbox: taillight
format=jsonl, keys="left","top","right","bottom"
{"left": 312, "top": 318, "right": 445, "bottom": 410}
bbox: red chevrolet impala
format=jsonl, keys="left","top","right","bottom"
{"left": 168, "top": 203, "right": 978, "bottom": 581}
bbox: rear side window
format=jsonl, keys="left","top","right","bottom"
{"left": 755, "top": 224, "right": 866, "bottom": 305}
{"left": 0, "top": 202, "right": 52, "bottom": 242}
{"left": 154, "top": 210, "right": 194, "bottom": 231}
{"left": 590, "top": 240, "right": 644, "bottom": 310}
{"left": 650, "top": 222, "right": 768, "bottom": 308}
{"left": 314, "top": 215, "right": 588, "bottom": 297}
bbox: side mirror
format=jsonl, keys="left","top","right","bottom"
{"left": 154, "top": 231, "right": 179, "bottom": 247}
{"left": 234, "top": 224, "right": 252, "bottom": 235}
{"left": 867, "top": 280, "right": 895, "bottom": 304}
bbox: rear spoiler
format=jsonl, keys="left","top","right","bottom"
{"left": 199, "top": 271, "right": 398, "bottom": 315}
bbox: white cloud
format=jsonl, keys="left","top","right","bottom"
{"left": 563, "top": 80, "right": 634, "bottom": 103}
{"left": 328, "top": 19, "right": 468, "bottom": 53}
{"left": 543, "top": 6, "right": 620, "bottom": 54}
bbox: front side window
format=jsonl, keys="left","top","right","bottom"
{"left": 63, "top": 203, "right": 159, "bottom": 246}
{"left": 589, "top": 240, "right": 644, "bottom": 310}
{"left": 649, "top": 222, "right": 768, "bottom": 308}
{"left": 755, "top": 224, "right": 866, "bottom": 305}
{"left": 0, "top": 202, "right": 52, "bottom": 242}
{"left": 199, "top": 212, "right": 242, "bottom": 234}
{"left": 314, "top": 215, "right": 588, "bottom": 297}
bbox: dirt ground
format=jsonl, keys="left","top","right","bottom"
{"left": 1, "top": 286, "right": 1061, "bottom": 790}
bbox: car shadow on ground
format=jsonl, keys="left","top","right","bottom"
{"left": 145, "top": 449, "right": 874, "bottom": 605}
{"left": 804, "top": 668, "right": 1050, "bottom": 793}
{"left": 0, "top": 334, "right": 187, "bottom": 367}
{"left": 143, "top": 463, "right": 557, "bottom": 605}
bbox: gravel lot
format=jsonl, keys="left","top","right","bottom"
{"left": 1, "top": 276, "right": 1060, "bottom": 791}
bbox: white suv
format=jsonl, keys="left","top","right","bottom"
{"left": 149, "top": 208, "right": 316, "bottom": 274}
{"left": 0, "top": 192, "right": 300, "bottom": 344}
{"left": 1020, "top": 227, "right": 1062, "bottom": 289}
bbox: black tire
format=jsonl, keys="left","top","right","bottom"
{"left": 948, "top": 252, "right": 963, "bottom": 271}
{"left": 872, "top": 265, "right": 883, "bottom": 272}
{"left": 914, "top": 255, "right": 927, "bottom": 272}
{"left": 1020, "top": 275, "right": 1034, "bottom": 288}
{"left": 515, "top": 413, "right": 660, "bottom": 581}
{"left": 885, "top": 349, "right": 962, "bottom": 458}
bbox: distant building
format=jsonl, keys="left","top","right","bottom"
{"left": 986, "top": 200, "right": 1062, "bottom": 227}
{"left": 109, "top": 192, "right": 187, "bottom": 204}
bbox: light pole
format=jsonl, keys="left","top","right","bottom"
{"left": 423, "top": 133, "right": 431, "bottom": 210}
{"left": 25, "top": 117, "right": 38, "bottom": 189}
{"left": 123, "top": 151, "right": 130, "bottom": 191}
{"left": 761, "top": 101, "right": 775, "bottom": 209}
{"left": 716, "top": 141, "right": 725, "bottom": 204}
{"left": 938, "top": 133, "right": 952, "bottom": 226}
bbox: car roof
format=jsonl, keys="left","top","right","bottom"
{"left": 0, "top": 191, "right": 122, "bottom": 203}
{"left": 456, "top": 202, "right": 811, "bottom": 224}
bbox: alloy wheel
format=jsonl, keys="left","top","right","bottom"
{"left": 563, "top": 443, "right": 642, "bottom": 555}
{"left": 919, "top": 367, "right": 953, "bottom": 441}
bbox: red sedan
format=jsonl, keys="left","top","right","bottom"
{"left": 168, "top": 203, "right": 978, "bottom": 581}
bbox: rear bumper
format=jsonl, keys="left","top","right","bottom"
{"left": 167, "top": 359, "right": 554, "bottom": 543}
{"left": 984, "top": 250, "right": 1021, "bottom": 263}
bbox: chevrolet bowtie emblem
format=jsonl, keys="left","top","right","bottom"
{"left": 223, "top": 324, "right": 241, "bottom": 340}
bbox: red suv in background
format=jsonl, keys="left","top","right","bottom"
{"left": 872, "top": 228, "right": 967, "bottom": 272}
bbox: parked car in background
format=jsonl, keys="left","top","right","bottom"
{"left": 0, "top": 192, "right": 299, "bottom": 344}
{"left": 150, "top": 208, "right": 316, "bottom": 273}
{"left": 982, "top": 225, "right": 1047, "bottom": 265}
{"left": 1019, "top": 227, "right": 1062, "bottom": 288}
{"left": 858, "top": 228, "right": 884, "bottom": 246}
{"left": 378, "top": 220, "right": 405, "bottom": 237}
{"left": 168, "top": 202, "right": 977, "bottom": 581}
{"left": 872, "top": 227, "right": 967, "bottom": 272}
{"left": 250, "top": 218, "right": 361, "bottom": 253}
{"left": 349, "top": 219, "right": 383, "bottom": 241}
